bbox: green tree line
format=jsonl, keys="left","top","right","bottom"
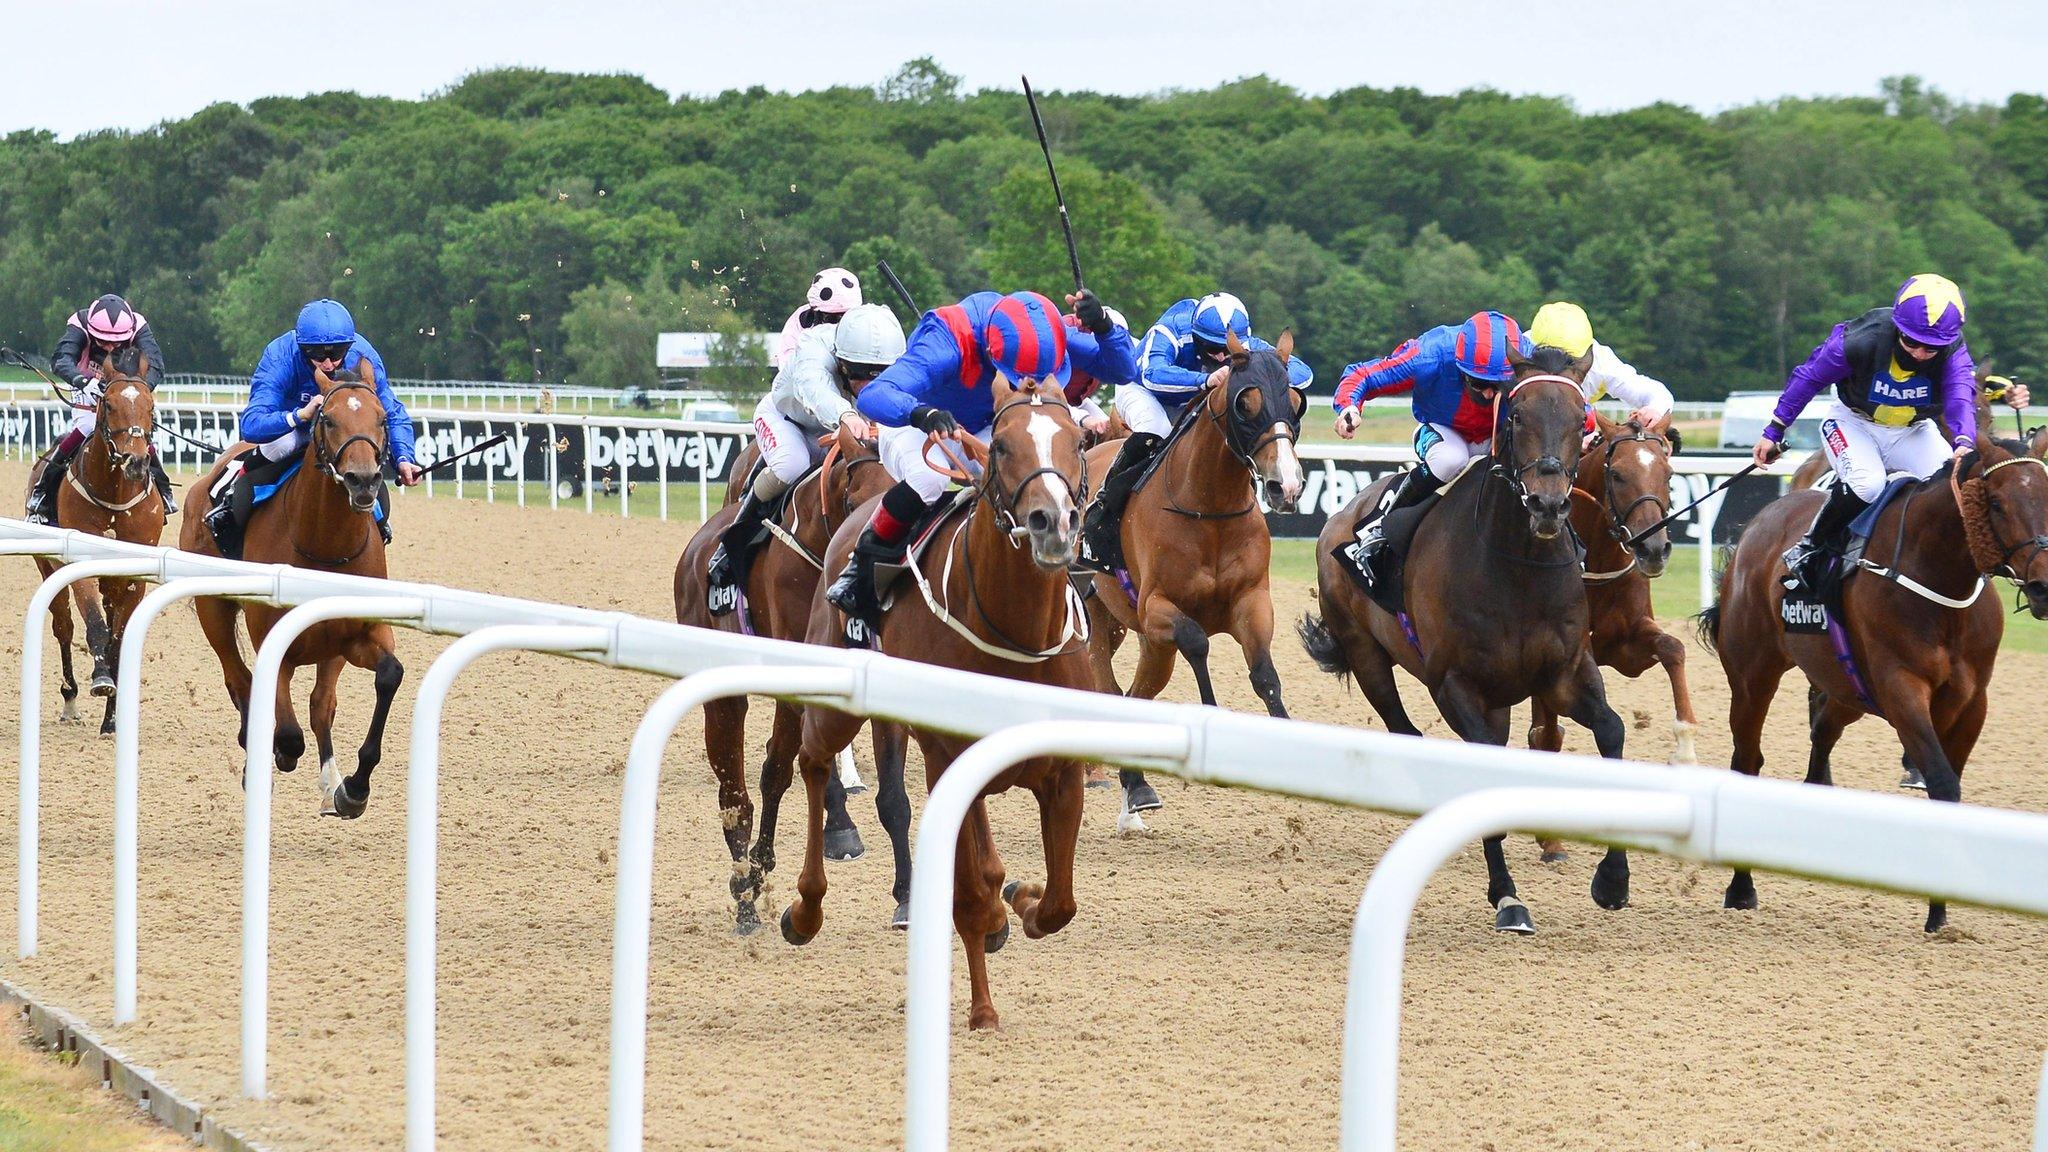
{"left": 3, "top": 61, "right": 2045, "bottom": 397}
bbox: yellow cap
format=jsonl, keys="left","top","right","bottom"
{"left": 1529, "top": 301, "right": 1595, "bottom": 358}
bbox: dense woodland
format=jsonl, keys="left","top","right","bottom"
{"left": 3, "top": 60, "right": 2046, "bottom": 397}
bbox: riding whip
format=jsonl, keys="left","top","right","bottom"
{"left": 1625, "top": 463, "right": 1759, "bottom": 549}
{"left": 876, "top": 259, "right": 921, "bottom": 316}
{"left": 419, "top": 432, "right": 512, "bottom": 477}
{"left": 1021, "top": 75, "right": 1085, "bottom": 292}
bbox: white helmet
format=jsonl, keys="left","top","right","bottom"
{"left": 833, "top": 304, "right": 906, "bottom": 371}
{"left": 807, "top": 267, "right": 862, "bottom": 314}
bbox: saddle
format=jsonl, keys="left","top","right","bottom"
{"left": 842, "top": 488, "right": 976, "bottom": 648}
{"left": 1076, "top": 394, "right": 1208, "bottom": 575}
{"left": 1335, "top": 461, "right": 1480, "bottom": 615}
{"left": 1781, "top": 474, "right": 1914, "bottom": 632}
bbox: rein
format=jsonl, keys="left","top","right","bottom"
{"left": 289, "top": 379, "right": 387, "bottom": 566}
{"left": 68, "top": 371, "right": 157, "bottom": 514}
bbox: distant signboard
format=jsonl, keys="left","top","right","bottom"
{"left": 657, "top": 331, "right": 775, "bottom": 369}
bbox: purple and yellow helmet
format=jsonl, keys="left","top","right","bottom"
{"left": 1892, "top": 274, "right": 1966, "bottom": 346}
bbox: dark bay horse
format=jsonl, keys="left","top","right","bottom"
{"left": 1300, "top": 344, "right": 1631, "bottom": 933}
{"left": 787, "top": 375, "right": 1092, "bottom": 1031}
{"left": 1530, "top": 411, "right": 1697, "bottom": 771}
{"left": 673, "top": 424, "right": 908, "bottom": 932}
{"left": 179, "top": 366, "right": 405, "bottom": 819}
{"left": 1699, "top": 433, "right": 2048, "bottom": 929}
{"left": 28, "top": 350, "right": 168, "bottom": 734}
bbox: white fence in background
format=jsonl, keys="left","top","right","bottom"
{"left": 5, "top": 521, "right": 2048, "bottom": 1148}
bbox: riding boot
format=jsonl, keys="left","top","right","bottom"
{"left": 1080, "top": 431, "right": 1163, "bottom": 569}
{"left": 707, "top": 490, "right": 774, "bottom": 598}
{"left": 825, "top": 523, "right": 911, "bottom": 623}
{"left": 148, "top": 452, "right": 178, "bottom": 514}
{"left": 375, "top": 482, "right": 393, "bottom": 546}
{"left": 1781, "top": 484, "right": 1869, "bottom": 594}
{"left": 203, "top": 499, "right": 245, "bottom": 562}
{"left": 1358, "top": 466, "right": 1443, "bottom": 566}
{"left": 25, "top": 436, "right": 83, "bottom": 525}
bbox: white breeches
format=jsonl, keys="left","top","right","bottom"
{"left": 1112, "top": 385, "right": 1190, "bottom": 438}
{"left": 258, "top": 428, "right": 306, "bottom": 462}
{"left": 880, "top": 422, "right": 989, "bottom": 504}
{"left": 752, "top": 395, "right": 826, "bottom": 486}
{"left": 1816, "top": 400, "right": 1950, "bottom": 502}
{"left": 1416, "top": 422, "right": 1487, "bottom": 484}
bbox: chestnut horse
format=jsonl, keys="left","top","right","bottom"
{"left": 1529, "top": 411, "right": 1697, "bottom": 770}
{"left": 1079, "top": 331, "right": 1305, "bottom": 814}
{"left": 1698, "top": 433, "right": 2048, "bottom": 930}
{"left": 786, "top": 375, "right": 1091, "bottom": 1031}
{"left": 673, "top": 425, "right": 909, "bottom": 932}
{"left": 179, "top": 366, "right": 405, "bottom": 819}
{"left": 28, "top": 349, "right": 168, "bottom": 734}
{"left": 1300, "top": 344, "right": 1632, "bottom": 934}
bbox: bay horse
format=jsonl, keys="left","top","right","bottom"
{"left": 786, "top": 374, "right": 1091, "bottom": 1031}
{"left": 1698, "top": 432, "right": 2048, "bottom": 930}
{"left": 27, "top": 349, "right": 167, "bottom": 734}
{"left": 178, "top": 365, "right": 405, "bottom": 819}
{"left": 1079, "top": 331, "right": 1305, "bottom": 815}
{"left": 673, "top": 424, "right": 910, "bottom": 933}
{"left": 1299, "top": 344, "right": 1631, "bottom": 934}
{"left": 1529, "top": 410, "right": 1697, "bottom": 772}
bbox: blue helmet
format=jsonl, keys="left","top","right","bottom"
{"left": 1452, "top": 311, "right": 1526, "bottom": 382}
{"left": 295, "top": 299, "right": 355, "bottom": 347}
{"left": 1191, "top": 293, "right": 1252, "bottom": 348}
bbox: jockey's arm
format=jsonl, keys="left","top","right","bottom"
{"left": 1069, "top": 323, "right": 1139, "bottom": 387}
{"left": 49, "top": 323, "right": 89, "bottom": 386}
{"left": 1589, "top": 342, "right": 1671, "bottom": 424}
{"left": 1136, "top": 324, "right": 1211, "bottom": 393}
{"left": 368, "top": 364, "right": 419, "bottom": 465}
{"left": 1940, "top": 341, "right": 1980, "bottom": 449}
{"left": 240, "top": 342, "right": 302, "bottom": 444}
{"left": 1762, "top": 324, "right": 1850, "bottom": 446}
{"left": 854, "top": 330, "right": 953, "bottom": 428}
{"left": 133, "top": 322, "right": 168, "bottom": 388}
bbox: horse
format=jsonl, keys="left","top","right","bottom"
{"left": 1698, "top": 432, "right": 2048, "bottom": 930}
{"left": 1299, "top": 343, "right": 1631, "bottom": 934}
{"left": 673, "top": 424, "right": 909, "bottom": 933}
{"left": 784, "top": 374, "right": 1091, "bottom": 1031}
{"left": 27, "top": 349, "right": 168, "bottom": 734}
{"left": 178, "top": 365, "right": 406, "bottom": 819}
{"left": 1528, "top": 410, "right": 1697, "bottom": 772}
{"left": 1079, "top": 329, "right": 1304, "bottom": 814}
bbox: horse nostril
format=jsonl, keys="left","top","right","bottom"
{"left": 1027, "top": 509, "right": 1052, "bottom": 534}
{"left": 2027, "top": 580, "right": 2048, "bottom": 601}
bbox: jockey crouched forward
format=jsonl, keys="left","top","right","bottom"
{"left": 201, "top": 299, "right": 422, "bottom": 559}
{"left": 26, "top": 294, "right": 178, "bottom": 523}
{"left": 705, "top": 303, "right": 908, "bottom": 601}
{"left": 822, "top": 288, "right": 1138, "bottom": 624}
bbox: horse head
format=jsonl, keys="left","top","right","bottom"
{"left": 1960, "top": 436, "right": 2048, "bottom": 618}
{"left": 1590, "top": 407, "right": 1677, "bottom": 576}
{"left": 824, "top": 421, "right": 888, "bottom": 525}
{"left": 986, "top": 374, "right": 1085, "bottom": 570}
{"left": 310, "top": 363, "right": 389, "bottom": 514}
{"left": 96, "top": 348, "right": 155, "bottom": 484}
{"left": 1500, "top": 343, "right": 1597, "bottom": 541}
{"left": 1221, "top": 329, "right": 1306, "bottom": 511}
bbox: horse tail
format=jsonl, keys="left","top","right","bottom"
{"left": 1296, "top": 612, "right": 1352, "bottom": 678}
{"left": 1693, "top": 603, "right": 1721, "bottom": 655}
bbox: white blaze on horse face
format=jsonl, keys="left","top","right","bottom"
{"left": 1271, "top": 423, "right": 1304, "bottom": 503}
{"left": 1026, "top": 411, "right": 1077, "bottom": 518}
{"left": 119, "top": 385, "right": 140, "bottom": 401}
{"left": 347, "top": 396, "right": 363, "bottom": 412}
{"left": 1634, "top": 444, "right": 1658, "bottom": 475}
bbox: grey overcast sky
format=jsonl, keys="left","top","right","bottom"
{"left": 4, "top": 0, "right": 2044, "bottom": 139}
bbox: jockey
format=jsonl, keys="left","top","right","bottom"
{"left": 201, "top": 299, "right": 423, "bottom": 559}
{"left": 1062, "top": 304, "right": 1128, "bottom": 437}
{"left": 823, "top": 288, "right": 1138, "bottom": 621}
{"left": 1088, "top": 293, "right": 1312, "bottom": 550}
{"left": 1525, "top": 301, "right": 1673, "bottom": 426}
{"left": 1755, "top": 274, "right": 2023, "bottom": 593}
{"left": 26, "top": 294, "right": 177, "bottom": 523}
{"left": 1332, "top": 311, "right": 1529, "bottom": 577}
{"left": 705, "top": 302, "right": 906, "bottom": 599}
{"left": 774, "top": 267, "right": 863, "bottom": 367}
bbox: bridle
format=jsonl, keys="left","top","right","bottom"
{"left": 926, "top": 388, "right": 1089, "bottom": 543}
{"left": 1208, "top": 363, "right": 1302, "bottom": 473}
{"left": 1961, "top": 455, "right": 2048, "bottom": 582}
{"left": 1489, "top": 373, "right": 1581, "bottom": 512}
{"left": 1588, "top": 421, "right": 1673, "bottom": 545}
{"left": 311, "top": 379, "right": 389, "bottom": 479}
{"left": 92, "top": 369, "right": 155, "bottom": 475}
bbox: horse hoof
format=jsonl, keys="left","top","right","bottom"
{"left": 1900, "top": 768, "right": 1927, "bottom": 791}
{"left": 779, "top": 906, "right": 815, "bottom": 946}
{"left": 89, "top": 675, "right": 115, "bottom": 698}
{"left": 1114, "top": 808, "right": 1149, "bottom": 836}
{"left": 824, "top": 826, "right": 866, "bottom": 862}
{"left": 1001, "top": 880, "right": 1021, "bottom": 903}
{"left": 1723, "top": 887, "right": 1758, "bottom": 911}
{"left": 1493, "top": 898, "right": 1535, "bottom": 935}
{"left": 984, "top": 918, "right": 1011, "bottom": 954}
{"left": 1123, "top": 782, "right": 1163, "bottom": 813}
{"left": 1924, "top": 904, "right": 1948, "bottom": 933}
{"left": 324, "top": 780, "right": 367, "bottom": 821}
{"left": 890, "top": 901, "right": 910, "bottom": 931}
{"left": 1540, "top": 849, "right": 1569, "bottom": 864}
{"left": 1591, "top": 862, "right": 1630, "bottom": 910}
{"left": 734, "top": 904, "right": 761, "bottom": 937}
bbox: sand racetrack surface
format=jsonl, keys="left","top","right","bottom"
{"left": 3, "top": 458, "right": 2046, "bottom": 1151}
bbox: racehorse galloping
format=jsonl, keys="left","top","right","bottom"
{"left": 788, "top": 375, "right": 1091, "bottom": 1031}
{"left": 674, "top": 425, "right": 910, "bottom": 932}
{"left": 1699, "top": 433, "right": 2048, "bottom": 929}
{"left": 179, "top": 365, "right": 405, "bottom": 819}
{"left": 1529, "top": 410, "right": 1698, "bottom": 772}
{"left": 1301, "top": 344, "right": 1632, "bottom": 933}
{"left": 27, "top": 349, "right": 167, "bottom": 734}
{"left": 1080, "top": 331, "right": 1304, "bottom": 810}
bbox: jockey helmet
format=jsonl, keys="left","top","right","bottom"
{"left": 1191, "top": 292, "right": 1251, "bottom": 358}
{"left": 983, "top": 291, "right": 1070, "bottom": 386}
{"left": 295, "top": 299, "right": 356, "bottom": 347}
{"left": 807, "top": 267, "right": 862, "bottom": 315}
{"left": 1452, "top": 311, "right": 1525, "bottom": 382}
{"left": 1892, "top": 274, "right": 1965, "bottom": 346}
{"left": 83, "top": 294, "right": 140, "bottom": 345}
{"left": 1527, "top": 301, "right": 1594, "bottom": 357}
{"left": 832, "top": 304, "right": 906, "bottom": 377}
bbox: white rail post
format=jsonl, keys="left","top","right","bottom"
{"left": 608, "top": 666, "right": 858, "bottom": 1152}
{"left": 1338, "top": 788, "right": 1696, "bottom": 1152}
{"left": 657, "top": 429, "right": 668, "bottom": 522}
{"left": 696, "top": 430, "right": 709, "bottom": 524}
{"left": 406, "top": 623, "right": 612, "bottom": 1152}
{"left": 618, "top": 429, "right": 630, "bottom": 518}
{"left": 17, "top": 553, "right": 162, "bottom": 959}
{"left": 483, "top": 419, "right": 495, "bottom": 504}
{"left": 584, "top": 425, "right": 594, "bottom": 514}
{"left": 1696, "top": 475, "right": 1726, "bottom": 611}
{"left": 902, "top": 721, "right": 1191, "bottom": 1152}
{"left": 516, "top": 419, "right": 527, "bottom": 508}
{"left": 242, "top": 595, "right": 426, "bottom": 1100}
{"left": 114, "top": 573, "right": 277, "bottom": 1023}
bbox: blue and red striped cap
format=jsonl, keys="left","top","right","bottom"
{"left": 982, "top": 291, "right": 1071, "bottom": 387}
{"left": 1452, "top": 311, "right": 1526, "bottom": 382}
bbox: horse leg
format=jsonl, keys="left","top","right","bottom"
{"left": 71, "top": 577, "right": 117, "bottom": 698}
{"left": 956, "top": 796, "right": 1010, "bottom": 1031}
{"left": 1081, "top": 596, "right": 1128, "bottom": 789}
{"left": 309, "top": 656, "right": 343, "bottom": 808}
{"left": 1228, "top": 595, "right": 1288, "bottom": 718}
{"left": 194, "top": 598, "right": 252, "bottom": 746}
{"left": 1525, "top": 700, "right": 1570, "bottom": 862}
{"left": 703, "top": 696, "right": 761, "bottom": 934}
{"left": 1169, "top": 614, "right": 1219, "bottom": 707}
{"left": 1432, "top": 675, "right": 1529, "bottom": 933}
{"left": 871, "top": 721, "right": 914, "bottom": 929}
{"left": 780, "top": 704, "right": 863, "bottom": 945}
{"left": 1650, "top": 626, "right": 1699, "bottom": 764}
{"left": 1722, "top": 662, "right": 1786, "bottom": 911}
{"left": 1006, "top": 758, "right": 1084, "bottom": 940}
{"left": 98, "top": 579, "right": 143, "bottom": 736}
{"left": 822, "top": 743, "right": 866, "bottom": 864}
{"left": 271, "top": 663, "right": 306, "bottom": 776}
{"left": 47, "top": 574, "right": 80, "bottom": 723}
{"left": 1888, "top": 683, "right": 1964, "bottom": 932}
{"left": 1805, "top": 694, "right": 1862, "bottom": 787}
{"left": 1116, "top": 633, "right": 1179, "bottom": 826}
{"left": 327, "top": 628, "right": 403, "bottom": 819}
{"left": 751, "top": 701, "right": 793, "bottom": 878}
{"left": 1551, "top": 652, "right": 1632, "bottom": 911}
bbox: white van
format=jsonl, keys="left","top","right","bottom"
{"left": 1719, "top": 390, "right": 1824, "bottom": 451}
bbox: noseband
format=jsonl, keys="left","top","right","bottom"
{"left": 312, "top": 380, "right": 389, "bottom": 478}
{"left": 1592, "top": 422, "right": 1672, "bottom": 544}
{"left": 1490, "top": 374, "right": 1579, "bottom": 511}
{"left": 973, "top": 391, "right": 1089, "bottom": 542}
{"left": 94, "top": 371, "right": 154, "bottom": 467}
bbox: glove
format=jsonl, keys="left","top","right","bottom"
{"left": 910, "top": 405, "right": 960, "bottom": 436}
{"left": 1072, "top": 288, "right": 1112, "bottom": 338}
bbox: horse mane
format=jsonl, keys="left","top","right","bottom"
{"left": 1522, "top": 344, "right": 1577, "bottom": 375}
{"left": 109, "top": 346, "right": 144, "bottom": 378}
